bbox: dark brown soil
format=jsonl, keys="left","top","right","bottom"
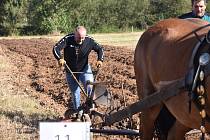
{"left": 0, "top": 38, "right": 139, "bottom": 139}
{"left": 1, "top": 38, "right": 208, "bottom": 140}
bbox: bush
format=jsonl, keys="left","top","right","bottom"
{"left": 0, "top": 25, "right": 10, "bottom": 36}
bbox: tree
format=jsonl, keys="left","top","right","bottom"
{"left": 0, "top": 0, "right": 195, "bottom": 35}
{"left": 149, "top": 0, "right": 191, "bottom": 22}
{"left": 0, "top": 0, "right": 28, "bottom": 36}
{"left": 27, "top": 0, "right": 63, "bottom": 34}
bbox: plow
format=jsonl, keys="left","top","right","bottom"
{"left": 58, "top": 19, "right": 210, "bottom": 139}
{"left": 63, "top": 42, "right": 210, "bottom": 139}
{"left": 63, "top": 61, "right": 200, "bottom": 138}
{"left": 82, "top": 76, "right": 184, "bottom": 137}
{"left": 64, "top": 62, "right": 142, "bottom": 137}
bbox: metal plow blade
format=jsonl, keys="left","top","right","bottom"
{"left": 93, "top": 84, "right": 111, "bottom": 106}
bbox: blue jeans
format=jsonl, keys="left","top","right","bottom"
{"left": 66, "top": 64, "right": 94, "bottom": 111}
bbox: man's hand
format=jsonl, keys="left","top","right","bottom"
{"left": 58, "top": 59, "right": 66, "bottom": 66}
{"left": 96, "top": 60, "right": 103, "bottom": 68}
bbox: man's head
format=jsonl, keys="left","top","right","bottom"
{"left": 74, "top": 26, "right": 87, "bottom": 45}
{"left": 192, "top": 0, "right": 207, "bottom": 17}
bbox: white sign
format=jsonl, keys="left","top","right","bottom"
{"left": 40, "top": 122, "right": 91, "bottom": 140}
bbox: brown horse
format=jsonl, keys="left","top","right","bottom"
{"left": 134, "top": 18, "right": 210, "bottom": 140}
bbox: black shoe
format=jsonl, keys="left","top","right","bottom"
{"left": 64, "top": 109, "right": 77, "bottom": 119}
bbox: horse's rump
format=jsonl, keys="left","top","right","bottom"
{"left": 136, "top": 18, "right": 210, "bottom": 86}
{"left": 134, "top": 18, "right": 210, "bottom": 139}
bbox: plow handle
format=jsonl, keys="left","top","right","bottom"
{"left": 64, "top": 62, "right": 88, "bottom": 97}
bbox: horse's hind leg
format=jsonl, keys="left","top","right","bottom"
{"left": 137, "top": 75, "right": 163, "bottom": 139}
{"left": 154, "top": 106, "right": 176, "bottom": 139}
{"left": 135, "top": 48, "right": 163, "bottom": 139}
{"left": 141, "top": 103, "right": 163, "bottom": 139}
{"left": 167, "top": 120, "right": 190, "bottom": 140}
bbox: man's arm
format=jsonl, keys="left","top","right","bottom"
{"left": 52, "top": 37, "right": 66, "bottom": 60}
{"left": 90, "top": 38, "right": 104, "bottom": 62}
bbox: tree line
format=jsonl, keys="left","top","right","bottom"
{"left": 0, "top": 0, "right": 204, "bottom": 36}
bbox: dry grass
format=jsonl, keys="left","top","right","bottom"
{"left": 0, "top": 49, "right": 58, "bottom": 140}
{"left": 0, "top": 31, "right": 143, "bottom": 49}
{"left": 91, "top": 32, "right": 142, "bottom": 49}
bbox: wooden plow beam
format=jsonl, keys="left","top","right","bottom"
{"left": 104, "top": 78, "right": 185, "bottom": 126}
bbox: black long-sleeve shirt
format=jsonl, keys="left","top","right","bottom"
{"left": 53, "top": 33, "right": 104, "bottom": 72}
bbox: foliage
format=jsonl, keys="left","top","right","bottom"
{"left": 0, "top": 0, "right": 200, "bottom": 36}
{"left": 149, "top": 0, "right": 191, "bottom": 22}
{"left": 0, "top": 0, "right": 28, "bottom": 36}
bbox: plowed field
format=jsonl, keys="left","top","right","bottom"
{"left": 0, "top": 37, "right": 208, "bottom": 140}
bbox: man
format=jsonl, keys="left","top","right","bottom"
{"left": 179, "top": 0, "right": 210, "bottom": 22}
{"left": 53, "top": 26, "right": 104, "bottom": 118}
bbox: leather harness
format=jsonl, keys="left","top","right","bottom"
{"left": 186, "top": 28, "right": 210, "bottom": 139}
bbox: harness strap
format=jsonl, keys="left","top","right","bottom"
{"left": 189, "top": 37, "right": 205, "bottom": 68}
{"left": 189, "top": 32, "right": 210, "bottom": 139}
{"left": 187, "top": 37, "right": 205, "bottom": 113}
